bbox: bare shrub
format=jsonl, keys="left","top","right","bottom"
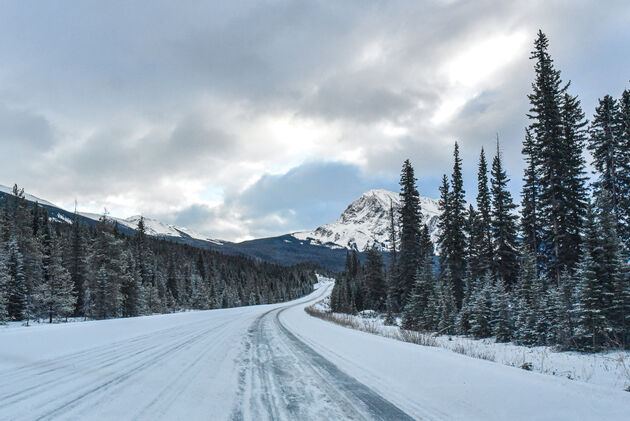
{"left": 451, "top": 343, "right": 496, "bottom": 362}
{"left": 305, "top": 303, "right": 438, "bottom": 348}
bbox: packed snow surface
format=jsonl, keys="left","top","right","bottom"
{"left": 311, "top": 298, "right": 630, "bottom": 392}
{"left": 1, "top": 280, "right": 628, "bottom": 420}
{"left": 293, "top": 189, "right": 440, "bottom": 251}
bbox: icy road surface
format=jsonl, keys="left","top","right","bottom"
{"left": 1, "top": 282, "right": 629, "bottom": 420}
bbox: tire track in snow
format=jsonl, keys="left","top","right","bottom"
{"left": 32, "top": 320, "right": 234, "bottom": 421}
{"left": 0, "top": 319, "right": 216, "bottom": 407}
{"left": 231, "top": 285, "right": 415, "bottom": 421}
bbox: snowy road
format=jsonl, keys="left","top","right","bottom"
{"left": 1, "top": 282, "right": 629, "bottom": 420}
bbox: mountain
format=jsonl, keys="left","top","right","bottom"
{"left": 0, "top": 185, "right": 57, "bottom": 208}
{"left": 0, "top": 185, "right": 440, "bottom": 271}
{"left": 79, "top": 213, "right": 224, "bottom": 245}
{"left": 292, "top": 189, "right": 440, "bottom": 252}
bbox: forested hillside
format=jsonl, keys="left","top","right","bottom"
{"left": 0, "top": 186, "right": 316, "bottom": 324}
{"left": 330, "top": 31, "right": 630, "bottom": 352}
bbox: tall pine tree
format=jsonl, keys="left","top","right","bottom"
{"left": 396, "top": 159, "right": 423, "bottom": 310}
{"left": 490, "top": 141, "right": 519, "bottom": 288}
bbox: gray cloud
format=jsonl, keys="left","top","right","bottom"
{"left": 168, "top": 161, "right": 397, "bottom": 240}
{"left": 0, "top": 1, "right": 628, "bottom": 240}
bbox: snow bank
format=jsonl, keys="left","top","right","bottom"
{"left": 307, "top": 296, "right": 630, "bottom": 393}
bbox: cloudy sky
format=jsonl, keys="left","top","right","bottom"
{"left": 1, "top": 1, "right": 629, "bottom": 241}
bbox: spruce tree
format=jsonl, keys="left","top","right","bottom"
{"left": 437, "top": 174, "right": 451, "bottom": 268}
{"left": 490, "top": 141, "right": 519, "bottom": 288}
{"left": 363, "top": 246, "right": 386, "bottom": 311}
{"left": 594, "top": 193, "right": 626, "bottom": 344}
{"left": 469, "top": 275, "right": 493, "bottom": 339}
{"left": 521, "top": 128, "right": 542, "bottom": 262}
{"left": 491, "top": 279, "right": 512, "bottom": 342}
{"left": 402, "top": 253, "right": 436, "bottom": 331}
{"left": 396, "top": 159, "right": 422, "bottom": 309}
{"left": 35, "top": 234, "right": 76, "bottom": 323}
{"left": 436, "top": 268, "right": 457, "bottom": 334}
{"left": 559, "top": 92, "right": 588, "bottom": 272}
{"left": 526, "top": 31, "right": 589, "bottom": 284}
{"left": 120, "top": 249, "right": 141, "bottom": 317}
{"left": 514, "top": 250, "right": 543, "bottom": 345}
{"left": 0, "top": 252, "right": 9, "bottom": 323}
{"left": 573, "top": 197, "right": 625, "bottom": 350}
{"left": 68, "top": 212, "right": 88, "bottom": 316}
{"left": 6, "top": 237, "right": 27, "bottom": 320}
{"left": 547, "top": 271, "right": 577, "bottom": 349}
{"left": 457, "top": 274, "right": 475, "bottom": 335}
{"left": 388, "top": 200, "right": 398, "bottom": 267}
{"left": 386, "top": 200, "right": 399, "bottom": 318}
{"left": 476, "top": 147, "right": 493, "bottom": 275}
{"left": 617, "top": 89, "right": 630, "bottom": 251}
{"left": 573, "top": 247, "right": 607, "bottom": 351}
{"left": 465, "top": 205, "right": 486, "bottom": 282}
{"left": 448, "top": 142, "right": 467, "bottom": 308}
{"left": 437, "top": 144, "right": 467, "bottom": 310}
{"left": 589, "top": 95, "right": 623, "bottom": 217}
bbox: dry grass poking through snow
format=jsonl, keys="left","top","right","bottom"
{"left": 306, "top": 299, "right": 630, "bottom": 392}
{"left": 305, "top": 305, "right": 438, "bottom": 349}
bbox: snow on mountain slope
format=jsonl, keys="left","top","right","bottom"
{"left": 79, "top": 213, "right": 223, "bottom": 245}
{"left": 0, "top": 184, "right": 57, "bottom": 207}
{"left": 293, "top": 189, "right": 440, "bottom": 252}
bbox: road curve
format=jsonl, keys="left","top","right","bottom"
{"left": 230, "top": 283, "right": 414, "bottom": 421}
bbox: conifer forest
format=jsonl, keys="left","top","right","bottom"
{"left": 0, "top": 186, "right": 316, "bottom": 324}
{"left": 331, "top": 31, "right": 630, "bottom": 352}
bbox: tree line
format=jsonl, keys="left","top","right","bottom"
{"left": 331, "top": 31, "right": 629, "bottom": 352}
{"left": 0, "top": 187, "right": 316, "bottom": 324}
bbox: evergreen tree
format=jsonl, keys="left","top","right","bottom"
{"left": 549, "top": 271, "right": 577, "bottom": 349}
{"left": 437, "top": 148, "right": 468, "bottom": 308}
{"left": 560, "top": 92, "right": 588, "bottom": 272}
{"left": 396, "top": 159, "right": 423, "bottom": 309}
{"left": 476, "top": 147, "right": 493, "bottom": 275}
{"left": 521, "top": 128, "right": 542, "bottom": 262}
{"left": 35, "top": 234, "right": 76, "bottom": 323}
{"left": 68, "top": 212, "right": 88, "bottom": 316}
{"left": 436, "top": 269, "right": 457, "bottom": 334}
{"left": 526, "top": 31, "right": 586, "bottom": 284}
{"left": 589, "top": 95, "right": 623, "bottom": 218}
{"left": 0, "top": 252, "right": 9, "bottom": 323}
{"left": 593, "top": 193, "right": 627, "bottom": 345}
{"left": 437, "top": 174, "right": 451, "bottom": 268}
{"left": 465, "top": 205, "right": 486, "bottom": 282}
{"left": 490, "top": 141, "right": 519, "bottom": 288}
{"left": 573, "top": 247, "right": 607, "bottom": 351}
{"left": 6, "top": 237, "right": 27, "bottom": 321}
{"left": 386, "top": 200, "right": 399, "bottom": 319}
{"left": 469, "top": 275, "right": 493, "bottom": 339}
{"left": 120, "top": 249, "right": 141, "bottom": 317}
{"left": 457, "top": 274, "right": 475, "bottom": 335}
{"left": 388, "top": 199, "right": 398, "bottom": 267}
{"left": 402, "top": 254, "right": 436, "bottom": 331}
{"left": 617, "top": 89, "right": 630, "bottom": 251}
{"left": 448, "top": 142, "right": 467, "bottom": 308}
{"left": 363, "top": 247, "right": 386, "bottom": 311}
{"left": 491, "top": 279, "right": 513, "bottom": 342}
{"left": 514, "top": 250, "right": 543, "bottom": 345}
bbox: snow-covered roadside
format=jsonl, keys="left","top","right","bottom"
{"left": 306, "top": 279, "right": 630, "bottom": 393}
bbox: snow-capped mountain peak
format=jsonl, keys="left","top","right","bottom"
{"left": 293, "top": 189, "right": 440, "bottom": 252}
